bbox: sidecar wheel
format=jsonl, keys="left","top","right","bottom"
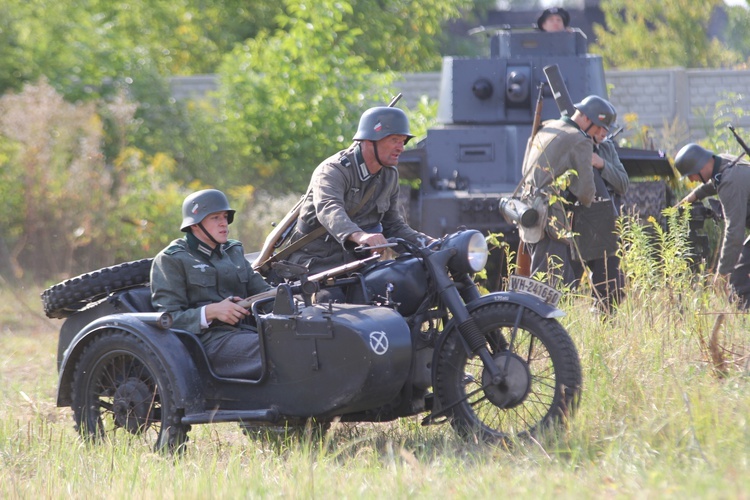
{"left": 71, "top": 329, "right": 189, "bottom": 454}
{"left": 434, "top": 303, "right": 581, "bottom": 443}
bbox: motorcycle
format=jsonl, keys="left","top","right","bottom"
{"left": 44, "top": 229, "right": 581, "bottom": 453}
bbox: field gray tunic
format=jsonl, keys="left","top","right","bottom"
{"left": 150, "top": 234, "right": 271, "bottom": 343}
{"left": 522, "top": 117, "right": 596, "bottom": 241}
{"left": 597, "top": 139, "right": 629, "bottom": 199}
{"left": 288, "top": 144, "right": 430, "bottom": 273}
{"left": 685, "top": 154, "right": 750, "bottom": 275}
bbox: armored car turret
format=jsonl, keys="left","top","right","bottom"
{"left": 398, "top": 28, "right": 672, "bottom": 255}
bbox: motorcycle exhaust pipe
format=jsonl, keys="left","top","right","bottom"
{"left": 499, "top": 197, "right": 539, "bottom": 228}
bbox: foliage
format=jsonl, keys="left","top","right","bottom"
{"left": 1, "top": 0, "right": 286, "bottom": 100}
{"left": 723, "top": 4, "right": 750, "bottom": 63}
{"left": 0, "top": 80, "right": 188, "bottom": 280}
{"left": 217, "top": 0, "right": 395, "bottom": 193}
{"left": 695, "top": 92, "right": 749, "bottom": 155}
{"left": 348, "top": 0, "right": 493, "bottom": 73}
{"left": 592, "top": 0, "right": 743, "bottom": 69}
{"left": 619, "top": 209, "right": 696, "bottom": 296}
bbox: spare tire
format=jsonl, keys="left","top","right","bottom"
{"left": 41, "top": 259, "right": 154, "bottom": 319}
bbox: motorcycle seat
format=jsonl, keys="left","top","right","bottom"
{"left": 117, "top": 286, "right": 156, "bottom": 313}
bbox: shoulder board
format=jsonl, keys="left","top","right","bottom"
{"left": 339, "top": 155, "right": 352, "bottom": 168}
{"left": 225, "top": 239, "right": 243, "bottom": 251}
{"left": 163, "top": 239, "right": 188, "bottom": 256}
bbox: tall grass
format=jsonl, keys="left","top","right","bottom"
{"left": 2, "top": 213, "right": 750, "bottom": 497}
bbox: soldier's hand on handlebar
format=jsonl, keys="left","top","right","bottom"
{"left": 350, "top": 231, "right": 388, "bottom": 247}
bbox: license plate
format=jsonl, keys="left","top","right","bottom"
{"left": 508, "top": 275, "right": 562, "bottom": 306}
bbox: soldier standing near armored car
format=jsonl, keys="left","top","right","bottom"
{"left": 571, "top": 114, "right": 629, "bottom": 311}
{"left": 676, "top": 143, "right": 750, "bottom": 308}
{"left": 286, "top": 107, "right": 434, "bottom": 275}
{"left": 521, "top": 95, "right": 616, "bottom": 288}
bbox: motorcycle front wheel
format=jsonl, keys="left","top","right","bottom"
{"left": 434, "top": 302, "right": 582, "bottom": 443}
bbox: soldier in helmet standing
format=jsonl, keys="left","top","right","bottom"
{"left": 571, "top": 105, "right": 629, "bottom": 312}
{"left": 287, "top": 106, "right": 434, "bottom": 275}
{"left": 522, "top": 94, "right": 617, "bottom": 288}
{"left": 150, "top": 189, "right": 272, "bottom": 378}
{"left": 675, "top": 143, "right": 750, "bottom": 308}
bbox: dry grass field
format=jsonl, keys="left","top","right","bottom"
{"left": 3, "top": 268, "right": 750, "bottom": 498}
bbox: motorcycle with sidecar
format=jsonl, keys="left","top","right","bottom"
{"left": 43, "top": 229, "right": 581, "bottom": 453}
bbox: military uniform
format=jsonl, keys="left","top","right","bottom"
{"left": 684, "top": 154, "right": 750, "bottom": 301}
{"left": 151, "top": 233, "right": 271, "bottom": 377}
{"left": 522, "top": 116, "right": 595, "bottom": 285}
{"left": 571, "top": 139, "right": 629, "bottom": 310}
{"left": 597, "top": 139, "right": 629, "bottom": 211}
{"left": 288, "top": 144, "right": 429, "bottom": 274}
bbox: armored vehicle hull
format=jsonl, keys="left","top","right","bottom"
{"left": 398, "top": 29, "right": 672, "bottom": 262}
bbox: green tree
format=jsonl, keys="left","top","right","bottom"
{"left": 592, "top": 0, "right": 742, "bottom": 69}
{"left": 217, "top": 0, "right": 395, "bottom": 193}
{"left": 348, "top": 0, "right": 494, "bottom": 72}
{"left": 723, "top": 4, "right": 750, "bottom": 63}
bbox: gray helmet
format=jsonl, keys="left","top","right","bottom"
{"left": 674, "top": 143, "right": 714, "bottom": 178}
{"left": 180, "top": 189, "right": 235, "bottom": 232}
{"left": 574, "top": 95, "right": 616, "bottom": 131}
{"left": 537, "top": 7, "right": 570, "bottom": 31}
{"left": 353, "top": 107, "right": 414, "bottom": 143}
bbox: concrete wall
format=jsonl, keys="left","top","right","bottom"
{"left": 171, "top": 68, "right": 750, "bottom": 145}
{"left": 606, "top": 68, "right": 750, "bottom": 143}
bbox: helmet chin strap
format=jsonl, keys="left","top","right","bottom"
{"left": 196, "top": 221, "right": 222, "bottom": 248}
{"left": 371, "top": 141, "right": 390, "bottom": 168}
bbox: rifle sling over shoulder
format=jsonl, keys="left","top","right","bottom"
{"left": 260, "top": 180, "right": 379, "bottom": 268}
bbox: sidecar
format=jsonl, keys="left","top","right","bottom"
{"left": 54, "top": 284, "right": 413, "bottom": 452}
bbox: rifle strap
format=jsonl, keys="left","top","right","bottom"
{"left": 259, "top": 179, "right": 380, "bottom": 270}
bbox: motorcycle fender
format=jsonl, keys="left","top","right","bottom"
{"left": 431, "top": 291, "right": 565, "bottom": 376}
{"left": 56, "top": 313, "right": 204, "bottom": 414}
{"left": 466, "top": 291, "right": 565, "bottom": 319}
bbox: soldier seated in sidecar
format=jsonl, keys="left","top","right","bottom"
{"left": 149, "top": 188, "right": 273, "bottom": 379}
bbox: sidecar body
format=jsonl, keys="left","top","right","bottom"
{"left": 55, "top": 284, "right": 414, "bottom": 428}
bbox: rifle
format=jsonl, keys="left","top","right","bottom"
{"left": 728, "top": 124, "right": 750, "bottom": 157}
{"left": 252, "top": 94, "right": 404, "bottom": 272}
{"left": 238, "top": 254, "right": 381, "bottom": 309}
{"left": 543, "top": 63, "right": 614, "bottom": 208}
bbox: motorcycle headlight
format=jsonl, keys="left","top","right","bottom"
{"left": 444, "top": 230, "right": 489, "bottom": 274}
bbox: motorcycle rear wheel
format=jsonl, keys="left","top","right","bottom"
{"left": 434, "top": 302, "right": 581, "bottom": 443}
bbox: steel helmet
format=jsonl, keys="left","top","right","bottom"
{"left": 180, "top": 189, "right": 235, "bottom": 232}
{"left": 353, "top": 107, "right": 414, "bottom": 143}
{"left": 674, "top": 143, "right": 714, "bottom": 178}
{"left": 574, "top": 95, "right": 616, "bottom": 131}
{"left": 537, "top": 7, "right": 570, "bottom": 31}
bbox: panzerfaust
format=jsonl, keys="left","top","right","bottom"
{"left": 498, "top": 197, "right": 538, "bottom": 228}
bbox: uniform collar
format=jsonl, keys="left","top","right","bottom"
{"left": 186, "top": 232, "right": 224, "bottom": 258}
{"left": 351, "top": 143, "right": 372, "bottom": 182}
{"left": 712, "top": 156, "right": 724, "bottom": 185}
{"left": 561, "top": 116, "right": 588, "bottom": 137}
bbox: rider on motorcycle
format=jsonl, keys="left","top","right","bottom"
{"left": 286, "top": 107, "right": 435, "bottom": 275}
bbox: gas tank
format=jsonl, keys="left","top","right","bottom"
{"left": 354, "top": 256, "right": 428, "bottom": 317}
